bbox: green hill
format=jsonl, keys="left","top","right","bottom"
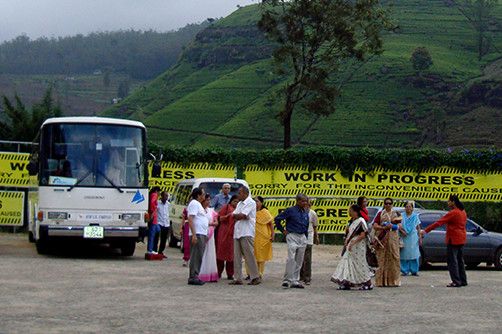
{"left": 102, "top": 1, "right": 502, "bottom": 149}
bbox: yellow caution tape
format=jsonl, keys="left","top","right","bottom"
{"left": 0, "top": 190, "right": 25, "bottom": 226}
{"left": 0, "top": 152, "right": 37, "bottom": 188}
{"left": 245, "top": 166, "right": 502, "bottom": 202}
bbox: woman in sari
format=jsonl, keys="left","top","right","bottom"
{"left": 254, "top": 196, "right": 274, "bottom": 278}
{"left": 357, "top": 196, "right": 369, "bottom": 222}
{"left": 331, "top": 204, "right": 373, "bottom": 290}
{"left": 400, "top": 201, "right": 422, "bottom": 276}
{"left": 199, "top": 194, "right": 219, "bottom": 282}
{"left": 216, "top": 195, "right": 239, "bottom": 280}
{"left": 373, "top": 197, "right": 403, "bottom": 287}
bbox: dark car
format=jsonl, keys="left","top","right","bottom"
{"left": 367, "top": 207, "right": 502, "bottom": 270}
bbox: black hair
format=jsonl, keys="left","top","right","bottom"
{"left": 190, "top": 187, "right": 204, "bottom": 200}
{"left": 255, "top": 196, "right": 267, "bottom": 210}
{"left": 150, "top": 186, "right": 161, "bottom": 193}
{"left": 449, "top": 194, "right": 464, "bottom": 211}
{"left": 384, "top": 197, "right": 393, "bottom": 205}
{"left": 229, "top": 194, "right": 239, "bottom": 204}
{"left": 239, "top": 186, "right": 250, "bottom": 195}
{"left": 350, "top": 204, "right": 362, "bottom": 218}
{"left": 205, "top": 193, "right": 211, "bottom": 200}
{"left": 357, "top": 196, "right": 367, "bottom": 206}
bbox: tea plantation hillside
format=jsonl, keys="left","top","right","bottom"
{"left": 102, "top": 1, "right": 502, "bottom": 149}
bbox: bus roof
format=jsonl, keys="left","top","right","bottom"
{"left": 42, "top": 117, "right": 145, "bottom": 129}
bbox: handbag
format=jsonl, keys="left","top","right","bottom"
{"left": 366, "top": 234, "right": 379, "bottom": 268}
{"left": 366, "top": 244, "right": 379, "bottom": 268}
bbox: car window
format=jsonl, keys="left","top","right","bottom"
{"left": 173, "top": 185, "right": 191, "bottom": 205}
{"left": 367, "top": 208, "right": 381, "bottom": 223}
{"left": 466, "top": 220, "right": 478, "bottom": 233}
{"left": 418, "top": 213, "right": 446, "bottom": 231}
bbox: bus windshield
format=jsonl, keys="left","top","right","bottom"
{"left": 39, "top": 123, "right": 146, "bottom": 188}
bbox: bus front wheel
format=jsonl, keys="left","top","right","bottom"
{"left": 120, "top": 239, "right": 136, "bottom": 256}
{"left": 36, "top": 237, "right": 50, "bottom": 255}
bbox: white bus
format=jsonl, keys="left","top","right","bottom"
{"left": 27, "top": 117, "right": 149, "bottom": 255}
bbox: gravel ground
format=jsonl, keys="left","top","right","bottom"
{"left": 0, "top": 232, "right": 501, "bottom": 334}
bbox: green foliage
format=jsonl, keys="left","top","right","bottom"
{"left": 410, "top": 47, "right": 433, "bottom": 74}
{"left": 117, "top": 79, "right": 130, "bottom": 99}
{"left": 150, "top": 145, "right": 502, "bottom": 177}
{"left": 1, "top": 88, "right": 62, "bottom": 141}
{"left": 258, "top": 0, "right": 393, "bottom": 148}
{"left": 103, "top": 1, "right": 502, "bottom": 149}
{"left": 456, "top": 0, "right": 500, "bottom": 60}
{"left": 0, "top": 23, "right": 209, "bottom": 79}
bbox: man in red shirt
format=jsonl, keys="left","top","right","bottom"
{"left": 146, "top": 186, "right": 162, "bottom": 260}
{"left": 421, "top": 194, "right": 467, "bottom": 287}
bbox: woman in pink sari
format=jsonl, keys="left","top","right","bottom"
{"left": 199, "top": 194, "right": 219, "bottom": 282}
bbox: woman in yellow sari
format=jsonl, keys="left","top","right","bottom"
{"left": 372, "top": 197, "right": 403, "bottom": 287}
{"left": 254, "top": 196, "right": 274, "bottom": 278}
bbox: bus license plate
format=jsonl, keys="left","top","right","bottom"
{"left": 83, "top": 226, "right": 104, "bottom": 239}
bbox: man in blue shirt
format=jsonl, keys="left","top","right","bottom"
{"left": 211, "top": 183, "right": 231, "bottom": 212}
{"left": 275, "top": 193, "right": 309, "bottom": 289}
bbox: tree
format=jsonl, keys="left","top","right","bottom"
{"left": 411, "top": 47, "right": 433, "bottom": 75}
{"left": 455, "top": 0, "right": 500, "bottom": 60}
{"left": 1, "top": 88, "right": 62, "bottom": 141}
{"left": 117, "top": 79, "right": 130, "bottom": 99}
{"left": 258, "top": 0, "right": 392, "bottom": 148}
{"left": 103, "top": 69, "right": 111, "bottom": 87}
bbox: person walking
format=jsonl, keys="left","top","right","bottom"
{"left": 217, "top": 195, "right": 239, "bottom": 280}
{"left": 331, "top": 204, "right": 373, "bottom": 290}
{"left": 187, "top": 187, "right": 208, "bottom": 286}
{"left": 254, "top": 196, "right": 274, "bottom": 278}
{"left": 372, "top": 197, "right": 402, "bottom": 287}
{"left": 229, "top": 186, "right": 261, "bottom": 286}
{"left": 300, "top": 200, "right": 319, "bottom": 285}
{"left": 155, "top": 191, "right": 170, "bottom": 258}
{"left": 275, "top": 193, "right": 310, "bottom": 289}
{"left": 421, "top": 194, "right": 468, "bottom": 287}
{"left": 400, "top": 201, "right": 422, "bottom": 276}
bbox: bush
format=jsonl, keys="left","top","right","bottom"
{"left": 411, "top": 46, "right": 433, "bottom": 75}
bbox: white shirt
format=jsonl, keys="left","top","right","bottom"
{"left": 233, "top": 196, "right": 256, "bottom": 239}
{"left": 307, "top": 209, "right": 319, "bottom": 245}
{"left": 157, "top": 200, "right": 169, "bottom": 227}
{"left": 187, "top": 199, "right": 208, "bottom": 236}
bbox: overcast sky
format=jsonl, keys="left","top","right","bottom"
{"left": 0, "top": 0, "right": 259, "bottom": 42}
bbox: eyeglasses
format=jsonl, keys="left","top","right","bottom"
{"left": 384, "top": 202, "right": 392, "bottom": 205}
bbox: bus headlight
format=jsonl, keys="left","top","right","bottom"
{"left": 122, "top": 213, "right": 141, "bottom": 221}
{"left": 48, "top": 212, "right": 68, "bottom": 220}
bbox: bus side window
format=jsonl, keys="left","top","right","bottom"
{"left": 125, "top": 148, "right": 139, "bottom": 186}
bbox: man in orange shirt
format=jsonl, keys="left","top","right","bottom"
{"left": 421, "top": 194, "right": 467, "bottom": 287}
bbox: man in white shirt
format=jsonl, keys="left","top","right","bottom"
{"left": 300, "top": 200, "right": 320, "bottom": 285}
{"left": 155, "top": 191, "right": 170, "bottom": 258}
{"left": 229, "top": 186, "right": 261, "bottom": 286}
{"left": 187, "top": 187, "right": 208, "bottom": 286}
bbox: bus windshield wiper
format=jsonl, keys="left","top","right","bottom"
{"left": 95, "top": 169, "right": 124, "bottom": 193}
{"left": 68, "top": 170, "right": 93, "bottom": 192}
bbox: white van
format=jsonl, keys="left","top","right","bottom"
{"left": 168, "top": 177, "right": 249, "bottom": 249}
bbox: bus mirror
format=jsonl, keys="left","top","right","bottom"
{"left": 27, "top": 161, "right": 38, "bottom": 176}
{"left": 151, "top": 161, "right": 161, "bottom": 178}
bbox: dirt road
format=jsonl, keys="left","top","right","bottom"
{"left": 0, "top": 233, "right": 501, "bottom": 333}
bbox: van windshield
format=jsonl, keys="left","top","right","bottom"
{"left": 199, "top": 182, "right": 243, "bottom": 200}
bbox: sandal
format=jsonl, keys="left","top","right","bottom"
{"left": 337, "top": 285, "right": 350, "bottom": 290}
{"left": 446, "top": 282, "right": 460, "bottom": 288}
{"left": 359, "top": 285, "right": 374, "bottom": 291}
